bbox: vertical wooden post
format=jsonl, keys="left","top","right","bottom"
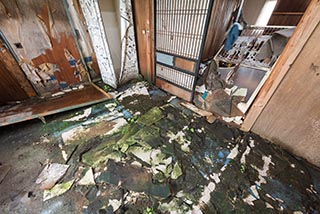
{"left": 132, "top": 0, "right": 155, "bottom": 82}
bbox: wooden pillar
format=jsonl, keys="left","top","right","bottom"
{"left": 132, "top": 0, "right": 155, "bottom": 82}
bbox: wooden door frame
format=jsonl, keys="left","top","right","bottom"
{"left": 241, "top": 0, "right": 320, "bottom": 131}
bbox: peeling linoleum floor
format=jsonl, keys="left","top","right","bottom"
{"left": 0, "top": 82, "right": 319, "bottom": 214}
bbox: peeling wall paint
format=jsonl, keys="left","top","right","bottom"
{"left": 118, "top": 0, "right": 139, "bottom": 84}
{"left": 0, "top": 0, "right": 101, "bottom": 96}
{"left": 79, "top": 0, "right": 117, "bottom": 88}
{"left": 79, "top": 0, "right": 139, "bottom": 87}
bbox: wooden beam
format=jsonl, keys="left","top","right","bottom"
{"left": 90, "top": 82, "right": 112, "bottom": 99}
{"left": 241, "top": 0, "right": 320, "bottom": 131}
{"left": 272, "top": 12, "right": 304, "bottom": 16}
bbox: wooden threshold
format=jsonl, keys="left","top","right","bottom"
{"left": 156, "top": 78, "right": 192, "bottom": 102}
{"left": 0, "top": 83, "right": 111, "bottom": 126}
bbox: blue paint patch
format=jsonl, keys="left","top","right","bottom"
{"left": 84, "top": 56, "right": 93, "bottom": 63}
{"left": 156, "top": 52, "right": 174, "bottom": 66}
{"left": 122, "top": 109, "right": 132, "bottom": 119}
{"left": 115, "top": 105, "right": 124, "bottom": 112}
{"left": 224, "top": 159, "right": 231, "bottom": 166}
{"left": 49, "top": 75, "right": 57, "bottom": 81}
{"left": 68, "top": 59, "right": 77, "bottom": 67}
{"left": 59, "top": 81, "right": 68, "bottom": 89}
{"left": 202, "top": 91, "right": 208, "bottom": 99}
{"left": 218, "top": 151, "right": 225, "bottom": 158}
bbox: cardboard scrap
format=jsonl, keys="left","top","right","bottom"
{"left": 36, "top": 163, "right": 69, "bottom": 190}
{"left": 206, "top": 115, "right": 217, "bottom": 124}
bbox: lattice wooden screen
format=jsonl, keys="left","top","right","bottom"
{"left": 155, "top": 0, "right": 214, "bottom": 101}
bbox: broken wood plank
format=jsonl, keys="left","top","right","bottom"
{"left": 181, "top": 102, "right": 213, "bottom": 117}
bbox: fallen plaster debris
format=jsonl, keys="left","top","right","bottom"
{"left": 36, "top": 163, "right": 70, "bottom": 190}
{"left": 64, "top": 108, "right": 92, "bottom": 122}
{"left": 82, "top": 111, "right": 124, "bottom": 126}
{"left": 221, "top": 144, "right": 239, "bottom": 172}
{"left": 104, "top": 118, "right": 128, "bottom": 136}
{"left": 61, "top": 150, "right": 68, "bottom": 161}
{"left": 63, "top": 88, "right": 72, "bottom": 93}
{"left": 159, "top": 197, "right": 192, "bottom": 214}
{"left": 243, "top": 155, "right": 274, "bottom": 206}
{"left": 108, "top": 199, "right": 122, "bottom": 212}
{"left": 116, "top": 82, "right": 149, "bottom": 101}
{"left": 237, "top": 102, "right": 248, "bottom": 114}
{"left": 193, "top": 144, "right": 241, "bottom": 213}
{"left": 192, "top": 182, "right": 216, "bottom": 213}
{"left": 167, "top": 96, "right": 177, "bottom": 103}
{"left": 171, "top": 162, "right": 183, "bottom": 180}
{"left": 61, "top": 126, "right": 88, "bottom": 144}
{"left": 222, "top": 116, "right": 243, "bottom": 125}
{"left": 40, "top": 136, "right": 50, "bottom": 143}
{"left": 78, "top": 168, "right": 95, "bottom": 186}
{"left": 105, "top": 103, "right": 117, "bottom": 112}
{"left": 195, "top": 84, "right": 206, "bottom": 93}
{"left": 240, "top": 139, "right": 255, "bottom": 164}
{"left": 43, "top": 179, "right": 75, "bottom": 201}
{"left": 51, "top": 92, "right": 65, "bottom": 97}
{"left": 167, "top": 130, "right": 191, "bottom": 153}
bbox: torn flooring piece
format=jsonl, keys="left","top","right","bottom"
{"left": 36, "top": 163, "right": 69, "bottom": 190}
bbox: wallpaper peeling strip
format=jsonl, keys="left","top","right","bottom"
{"left": 119, "top": 0, "right": 139, "bottom": 84}
{"left": 79, "top": 0, "right": 117, "bottom": 88}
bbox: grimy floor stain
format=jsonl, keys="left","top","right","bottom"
{"left": 0, "top": 82, "right": 319, "bottom": 214}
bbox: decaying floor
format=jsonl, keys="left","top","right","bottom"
{"left": 0, "top": 81, "right": 319, "bottom": 214}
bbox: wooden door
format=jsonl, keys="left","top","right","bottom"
{"left": 154, "top": 0, "right": 214, "bottom": 101}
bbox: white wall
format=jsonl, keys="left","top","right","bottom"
{"left": 99, "top": 0, "right": 121, "bottom": 74}
{"left": 243, "top": 0, "right": 267, "bottom": 25}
